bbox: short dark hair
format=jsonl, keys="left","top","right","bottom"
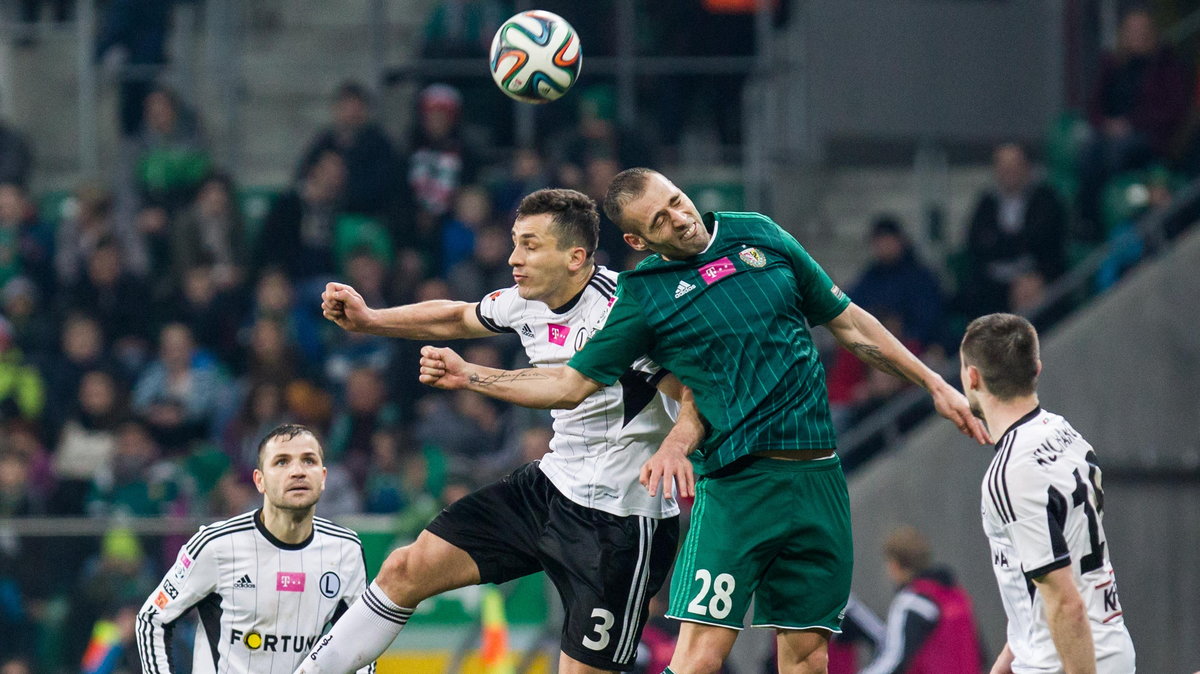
{"left": 516, "top": 188, "right": 600, "bottom": 257}
{"left": 603, "top": 167, "right": 658, "bottom": 232}
{"left": 256, "top": 423, "right": 323, "bottom": 470}
{"left": 961, "top": 313, "right": 1040, "bottom": 400}
{"left": 335, "top": 80, "right": 371, "bottom": 105}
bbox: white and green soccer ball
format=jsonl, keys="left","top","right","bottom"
{"left": 489, "top": 10, "right": 581, "bottom": 104}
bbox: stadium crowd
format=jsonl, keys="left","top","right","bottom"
{"left": 0, "top": 2, "right": 1195, "bottom": 672}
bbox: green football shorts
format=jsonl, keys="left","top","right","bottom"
{"left": 666, "top": 455, "right": 852, "bottom": 631}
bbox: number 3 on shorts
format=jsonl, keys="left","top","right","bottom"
{"left": 582, "top": 608, "right": 615, "bottom": 651}
{"left": 686, "top": 569, "right": 735, "bottom": 619}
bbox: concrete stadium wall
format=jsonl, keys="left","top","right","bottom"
{"left": 801, "top": 0, "right": 1063, "bottom": 151}
{"left": 847, "top": 226, "right": 1200, "bottom": 672}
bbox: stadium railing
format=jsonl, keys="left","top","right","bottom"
{"left": 838, "top": 174, "right": 1200, "bottom": 473}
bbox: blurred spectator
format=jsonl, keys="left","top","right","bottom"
{"left": 256, "top": 149, "right": 347, "bottom": 283}
{"left": 241, "top": 317, "right": 306, "bottom": 387}
{"left": 169, "top": 172, "right": 246, "bottom": 291}
{"left": 297, "top": 81, "right": 402, "bottom": 217}
{"left": 39, "top": 313, "right": 116, "bottom": 437}
{"left": 4, "top": 420, "right": 54, "bottom": 499}
{"left": 415, "top": 388, "right": 505, "bottom": 473}
{"left": 441, "top": 184, "right": 493, "bottom": 273}
{"left": 0, "top": 448, "right": 47, "bottom": 662}
{"left": 0, "top": 317, "right": 43, "bottom": 425}
{"left": 162, "top": 264, "right": 244, "bottom": 366}
{"left": 135, "top": 87, "right": 211, "bottom": 212}
{"left": 95, "top": 0, "right": 173, "bottom": 138}
{"left": 327, "top": 367, "right": 401, "bottom": 487}
{"left": 517, "top": 425, "right": 552, "bottom": 464}
{"left": 220, "top": 381, "right": 287, "bottom": 474}
{"left": 52, "top": 370, "right": 126, "bottom": 519}
{"left": 87, "top": 420, "right": 182, "bottom": 517}
{"left": 447, "top": 223, "right": 515, "bottom": 301}
{"left": 418, "top": 0, "right": 510, "bottom": 140}
{"left": 405, "top": 84, "right": 482, "bottom": 263}
{"left": 859, "top": 526, "right": 982, "bottom": 674}
{"left": 1079, "top": 8, "right": 1191, "bottom": 240}
{"left": 209, "top": 471, "right": 257, "bottom": 518}
{"left": 491, "top": 147, "right": 551, "bottom": 219}
{"left": 0, "top": 183, "right": 54, "bottom": 292}
{"left": 0, "top": 657, "right": 33, "bottom": 674}
{"left": 62, "top": 239, "right": 153, "bottom": 356}
{"left": 131, "top": 323, "right": 224, "bottom": 450}
{"left": 0, "top": 120, "right": 32, "bottom": 188}
{"left": 61, "top": 529, "right": 159, "bottom": 669}
{"left": 79, "top": 603, "right": 141, "bottom": 674}
{"left": 245, "top": 269, "right": 324, "bottom": 364}
{"left": 55, "top": 185, "right": 144, "bottom": 287}
{"left": 847, "top": 216, "right": 943, "bottom": 349}
{"left": 361, "top": 429, "right": 405, "bottom": 514}
{"left": 283, "top": 379, "right": 333, "bottom": 431}
{"left": 551, "top": 84, "right": 654, "bottom": 173}
{"left": 2, "top": 277, "right": 52, "bottom": 361}
{"left": 960, "top": 144, "right": 1069, "bottom": 315}
{"left": 827, "top": 309, "right": 923, "bottom": 430}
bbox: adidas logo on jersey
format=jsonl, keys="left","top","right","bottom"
{"left": 233, "top": 574, "right": 256, "bottom": 589}
{"left": 520, "top": 324, "right": 534, "bottom": 338}
{"left": 674, "top": 280, "right": 697, "bottom": 298}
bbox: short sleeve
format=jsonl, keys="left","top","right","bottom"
{"left": 568, "top": 278, "right": 655, "bottom": 386}
{"left": 774, "top": 222, "right": 851, "bottom": 325}
{"left": 475, "top": 286, "right": 518, "bottom": 334}
{"left": 1005, "top": 465, "right": 1074, "bottom": 581}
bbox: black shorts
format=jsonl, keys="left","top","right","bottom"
{"left": 425, "top": 461, "right": 680, "bottom": 671}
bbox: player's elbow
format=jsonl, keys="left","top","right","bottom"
{"left": 547, "top": 372, "right": 600, "bottom": 409}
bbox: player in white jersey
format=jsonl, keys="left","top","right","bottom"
{"left": 960, "top": 313, "right": 1135, "bottom": 674}
{"left": 136, "top": 424, "right": 373, "bottom": 674}
{"left": 296, "top": 188, "right": 704, "bottom": 674}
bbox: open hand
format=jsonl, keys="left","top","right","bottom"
{"left": 932, "top": 384, "right": 990, "bottom": 444}
{"left": 640, "top": 443, "right": 695, "bottom": 499}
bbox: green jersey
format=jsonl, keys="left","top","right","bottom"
{"left": 568, "top": 211, "right": 850, "bottom": 475}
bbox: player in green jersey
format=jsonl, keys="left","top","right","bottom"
{"left": 418, "top": 168, "right": 988, "bottom": 674}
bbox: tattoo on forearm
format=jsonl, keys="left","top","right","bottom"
{"left": 467, "top": 371, "right": 549, "bottom": 386}
{"left": 847, "top": 342, "right": 913, "bottom": 382}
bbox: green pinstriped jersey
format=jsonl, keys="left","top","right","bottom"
{"left": 568, "top": 211, "right": 851, "bottom": 475}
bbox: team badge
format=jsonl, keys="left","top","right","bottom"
{"left": 739, "top": 248, "right": 767, "bottom": 267}
{"left": 319, "top": 572, "right": 341, "bottom": 598}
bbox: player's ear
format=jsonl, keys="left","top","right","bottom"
{"left": 1035, "top": 359, "right": 1043, "bottom": 377}
{"left": 966, "top": 364, "right": 982, "bottom": 391}
{"left": 623, "top": 232, "right": 648, "bottom": 251}
{"left": 252, "top": 469, "right": 266, "bottom": 495}
{"left": 567, "top": 246, "right": 588, "bottom": 271}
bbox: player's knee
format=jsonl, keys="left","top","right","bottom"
{"left": 377, "top": 546, "right": 423, "bottom": 600}
{"left": 795, "top": 647, "right": 828, "bottom": 674}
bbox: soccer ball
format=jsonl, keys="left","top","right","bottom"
{"left": 489, "top": 10, "right": 581, "bottom": 104}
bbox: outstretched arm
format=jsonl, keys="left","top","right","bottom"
{"left": 419, "top": 345, "right": 602, "bottom": 409}
{"left": 322, "top": 282, "right": 494, "bottom": 340}
{"left": 824, "top": 302, "right": 989, "bottom": 444}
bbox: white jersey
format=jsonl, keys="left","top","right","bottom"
{"left": 476, "top": 266, "right": 680, "bottom": 519}
{"left": 136, "top": 510, "right": 372, "bottom": 674}
{"left": 981, "top": 408, "right": 1135, "bottom": 673}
